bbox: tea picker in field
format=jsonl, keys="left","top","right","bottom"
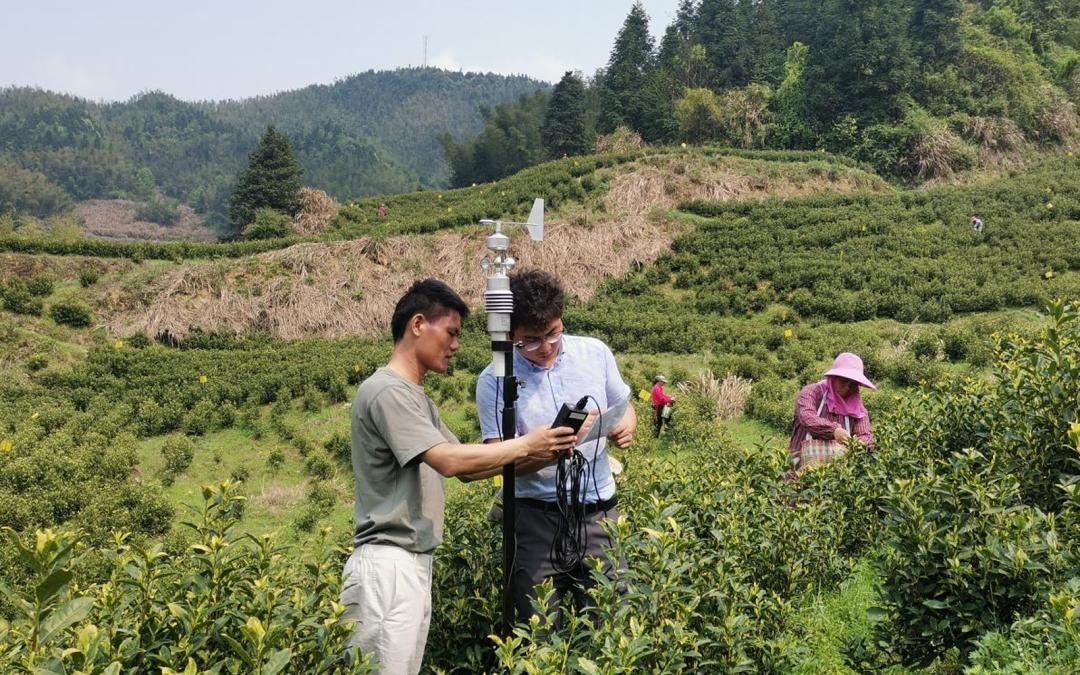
{"left": 474, "top": 269, "right": 636, "bottom": 623}
{"left": 651, "top": 374, "right": 675, "bottom": 437}
{"left": 788, "top": 352, "right": 875, "bottom": 471}
{"left": 970, "top": 214, "right": 984, "bottom": 233}
{"left": 341, "top": 279, "right": 576, "bottom": 675}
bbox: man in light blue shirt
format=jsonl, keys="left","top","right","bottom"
{"left": 474, "top": 269, "right": 636, "bottom": 622}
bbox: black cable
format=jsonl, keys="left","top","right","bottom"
{"left": 550, "top": 397, "right": 602, "bottom": 575}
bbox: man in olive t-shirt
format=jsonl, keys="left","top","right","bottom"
{"left": 340, "top": 279, "right": 576, "bottom": 675}
{"left": 350, "top": 366, "right": 454, "bottom": 553}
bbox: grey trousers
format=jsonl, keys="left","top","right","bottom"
{"left": 511, "top": 501, "right": 623, "bottom": 624}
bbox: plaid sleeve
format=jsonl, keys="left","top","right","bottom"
{"left": 795, "top": 384, "right": 839, "bottom": 438}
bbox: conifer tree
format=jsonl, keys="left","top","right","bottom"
{"left": 542, "top": 71, "right": 588, "bottom": 158}
{"left": 229, "top": 125, "right": 303, "bottom": 230}
{"left": 694, "top": 0, "right": 739, "bottom": 88}
{"left": 599, "top": 2, "right": 657, "bottom": 135}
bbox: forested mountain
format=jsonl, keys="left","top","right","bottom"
{"left": 0, "top": 69, "right": 546, "bottom": 225}
{"left": 445, "top": 0, "right": 1080, "bottom": 186}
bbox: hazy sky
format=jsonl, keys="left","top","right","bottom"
{"left": 1, "top": 1, "right": 682, "bottom": 102}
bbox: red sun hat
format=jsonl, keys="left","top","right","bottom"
{"left": 824, "top": 352, "right": 876, "bottom": 389}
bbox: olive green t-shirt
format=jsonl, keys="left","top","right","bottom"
{"left": 350, "top": 367, "right": 458, "bottom": 553}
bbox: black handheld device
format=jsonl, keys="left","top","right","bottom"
{"left": 551, "top": 396, "right": 590, "bottom": 433}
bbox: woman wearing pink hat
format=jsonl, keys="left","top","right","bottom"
{"left": 788, "top": 352, "right": 875, "bottom": 470}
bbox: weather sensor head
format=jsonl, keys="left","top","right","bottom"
{"left": 482, "top": 198, "right": 544, "bottom": 376}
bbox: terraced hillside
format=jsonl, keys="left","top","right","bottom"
{"left": 1, "top": 147, "right": 1079, "bottom": 673}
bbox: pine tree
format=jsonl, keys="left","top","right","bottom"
{"left": 797, "top": 0, "right": 918, "bottom": 127}
{"left": 229, "top": 125, "right": 303, "bottom": 230}
{"left": 658, "top": 0, "right": 708, "bottom": 91}
{"left": 542, "top": 71, "right": 588, "bottom": 158}
{"left": 599, "top": 2, "right": 657, "bottom": 135}
{"left": 694, "top": 0, "right": 739, "bottom": 88}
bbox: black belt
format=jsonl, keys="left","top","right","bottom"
{"left": 517, "top": 495, "right": 618, "bottom": 515}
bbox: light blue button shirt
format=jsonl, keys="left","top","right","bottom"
{"left": 476, "top": 334, "right": 631, "bottom": 502}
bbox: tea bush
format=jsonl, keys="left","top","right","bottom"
{"left": 25, "top": 275, "right": 54, "bottom": 296}
{"left": 0, "top": 483, "right": 373, "bottom": 674}
{"left": 49, "top": 301, "right": 92, "bottom": 328}
{"left": 161, "top": 434, "right": 196, "bottom": 475}
{"left": 78, "top": 269, "right": 99, "bottom": 288}
{"left": 868, "top": 301, "right": 1080, "bottom": 666}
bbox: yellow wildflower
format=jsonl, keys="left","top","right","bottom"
{"left": 0, "top": 439, "right": 12, "bottom": 453}
{"left": 199, "top": 375, "right": 208, "bottom": 384}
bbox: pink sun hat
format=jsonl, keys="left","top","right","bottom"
{"left": 824, "top": 352, "right": 876, "bottom": 389}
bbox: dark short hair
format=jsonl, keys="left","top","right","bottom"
{"left": 390, "top": 278, "right": 469, "bottom": 343}
{"left": 510, "top": 269, "right": 564, "bottom": 332}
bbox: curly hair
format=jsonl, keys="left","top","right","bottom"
{"left": 509, "top": 269, "right": 564, "bottom": 332}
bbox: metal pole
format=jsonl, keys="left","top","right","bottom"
{"left": 499, "top": 349, "right": 517, "bottom": 636}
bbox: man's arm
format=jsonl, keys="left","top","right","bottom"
{"left": 423, "top": 426, "right": 575, "bottom": 478}
{"left": 458, "top": 443, "right": 554, "bottom": 482}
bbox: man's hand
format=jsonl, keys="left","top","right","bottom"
{"left": 607, "top": 405, "right": 637, "bottom": 449}
{"left": 833, "top": 426, "right": 852, "bottom": 443}
{"left": 608, "top": 423, "right": 634, "bottom": 449}
{"left": 521, "top": 425, "right": 577, "bottom": 461}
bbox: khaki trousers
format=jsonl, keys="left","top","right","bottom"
{"left": 340, "top": 544, "right": 433, "bottom": 675}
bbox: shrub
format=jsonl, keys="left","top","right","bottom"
{"left": 126, "top": 331, "right": 150, "bottom": 348}
{"left": 78, "top": 269, "right": 100, "bottom": 287}
{"left": 49, "top": 301, "right": 92, "bottom": 327}
{"left": 135, "top": 197, "right": 182, "bottom": 225}
{"left": 910, "top": 331, "right": 941, "bottom": 360}
{"left": 26, "top": 275, "right": 54, "bottom": 296}
{"left": 230, "top": 465, "right": 251, "bottom": 483}
{"left": 302, "top": 386, "right": 322, "bottom": 412}
{"left": 304, "top": 450, "right": 334, "bottom": 481}
{"left": 1, "top": 281, "right": 43, "bottom": 316}
{"left": 161, "top": 434, "right": 196, "bottom": 476}
{"left": 25, "top": 353, "right": 48, "bottom": 372}
{"left": 327, "top": 376, "right": 351, "bottom": 403}
{"left": 241, "top": 207, "right": 293, "bottom": 240}
{"left": 266, "top": 448, "right": 285, "bottom": 473}
{"left": 182, "top": 398, "right": 217, "bottom": 436}
{"left": 875, "top": 449, "right": 1063, "bottom": 664}
{"left": 324, "top": 431, "right": 351, "bottom": 463}
{"left": 0, "top": 483, "right": 371, "bottom": 673}
{"left": 745, "top": 377, "right": 795, "bottom": 430}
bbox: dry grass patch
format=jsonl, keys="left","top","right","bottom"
{"left": 0, "top": 253, "right": 130, "bottom": 280}
{"left": 293, "top": 188, "right": 340, "bottom": 236}
{"left": 76, "top": 199, "right": 219, "bottom": 242}
{"left": 103, "top": 155, "right": 884, "bottom": 340}
{"left": 252, "top": 482, "right": 307, "bottom": 515}
{"left": 678, "top": 370, "right": 753, "bottom": 422}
